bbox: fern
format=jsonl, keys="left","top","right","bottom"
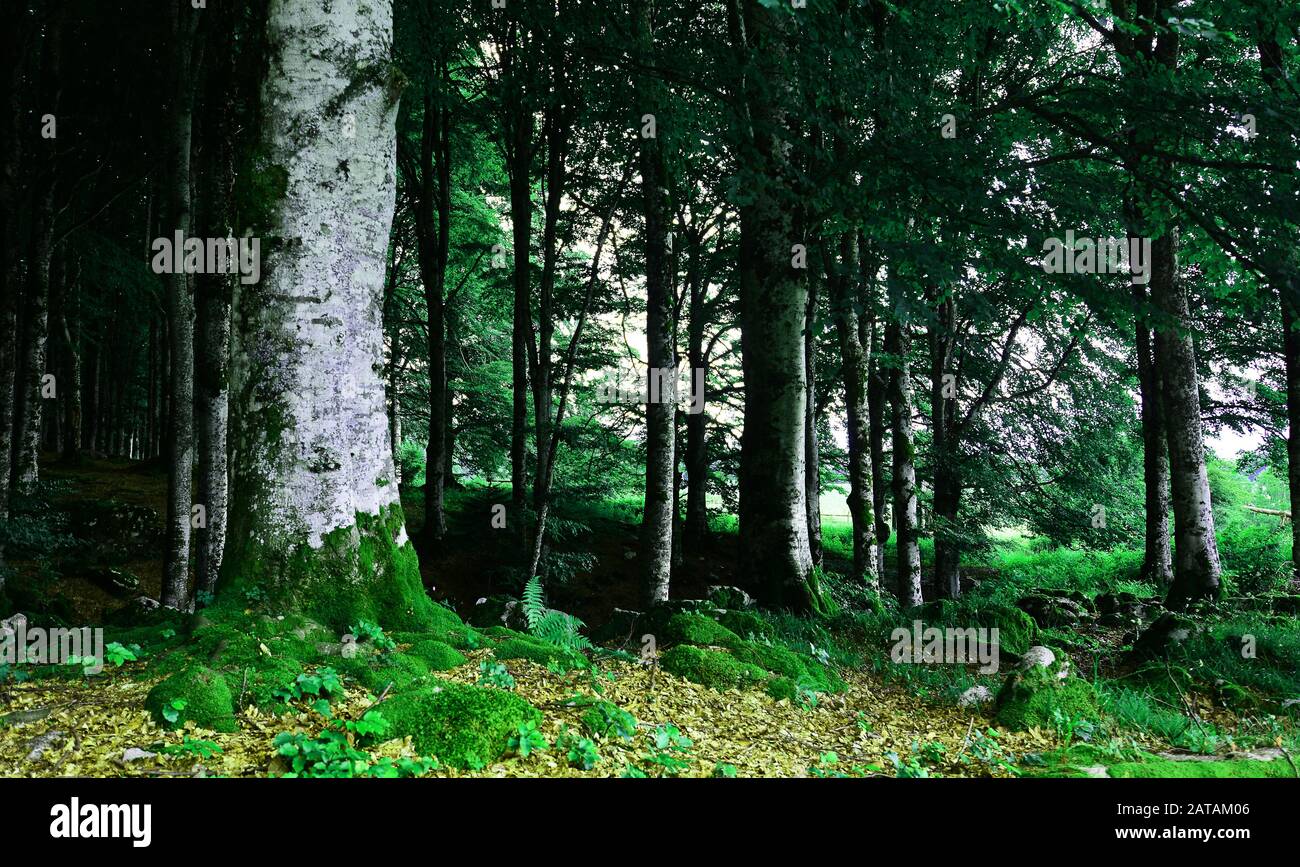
{"left": 521, "top": 576, "right": 594, "bottom": 653}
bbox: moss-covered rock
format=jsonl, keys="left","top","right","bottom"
{"left": 968, "top": 604, "right": 1039, "bottom": 657}
{"left": 995, "top": 647, "right": 1098, "bottom": 730}
{"left": 145, "top": 666, "right": 238, "bottom": 732}
{"left": 663, "top": 612, "right": 741, "bottom": 648}
{"left": 492, "top": 637, "right": 587, "bottom": 671}
{"left": 380, "top": 681, "right": 542, "bottom": 768}
{"left": 660, "top": 645, "right": 767, "bottom": 691}
{"left": 407, "top": 640, "right": 467, "bottom": 671}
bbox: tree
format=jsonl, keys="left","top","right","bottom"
{"left": 219, "top": 0, "right": 435, "bottom": 630}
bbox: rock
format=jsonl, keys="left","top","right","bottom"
{"left": 1019, "top": 644, "right": 1060, "bottom": 675}
{"left": 467, "top": 595, "right": 527, "bottom": 630}
{"left": 1129, "top": 612, "right": 1204, "bottom": 661}
{"left": 958, "top": 685, "right": 994, "bottom": 707}
{"left": 121, "top": 747, "right": 157, "bottom": 763}
{"left": 1015, "top": 593, "right": 1090, "bottom": 627}
{"left": 85, "top": 567, "right": 141, "bottom": 598}
{"left": 707, "top": 585, "right": 755, "bottom": 609}
{"left": 26, "top": 730, "right": 66, "bottom": 762}
{"left": 590, "top": 607, "right": 644, "bottom": 645}
{"left": 996, "top": 645, "right": 1097, "bottom": 730}
{"left": 1096, "top": 591, "right": 1147, "bottom": 626}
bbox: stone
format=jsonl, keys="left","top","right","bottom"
{"left": 958, "top": 685, "right": 994, "bottom": 707}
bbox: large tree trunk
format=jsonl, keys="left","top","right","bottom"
{"left": 885, "top": 275, "right": 921, "bottom": 607}
{"left": 160, "top": 4, "right": 200, "bottom": 611}
{"left": 220, "top": 0, "right": 435, "bottom": 631}
{"left": 14, "top": 178, "right": 54, "bottom": 490}
{"left": 1151, "top": 228, "right": 1221, "bottom": 609}
{"left": 732, "top": 0, "right": 816, "bottom": 612}
{"left": 636, "top": 0, "right": 675, "bottom": 606}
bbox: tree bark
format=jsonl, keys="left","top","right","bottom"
{"left": 194, "top": 17, "right": 236, "bottom": 599}
{"left": 1151, "top": 228, "right": 1221, "bottom": 609}
{"left": 635, "top": 0, "right": 675, "bottom": 606}
{"left": 731, "top": 0, "right": 816, "bottom": 612}
{"left": 415, "top": 80, "right": 450, "bottom": 546}
{"left": 885, "top": 274, "right": 921, "bottom": 607}
{"left": 828, "top": 233, "right": 877, "bottom": 587}
{"left": 220, "top": 0, "right": 432, "bottom": 630}
{"left": 160, "top": 3, "right": 201, "bottom": 611}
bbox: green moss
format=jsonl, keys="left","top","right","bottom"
{"left": 232, "top": 144, "right": 289, "bottom": 234}
{"left": 663, "top": 613, "right": 741, "bottom": 648}
{"left": 240, "top": 657, "right": 304, "bottom": 711}
{"left": 660, "top": 645, "right": 767, "bottom": 691}
{"left": 482, "top": 625, "right": 532, "bottom": 642}
{"left": 145, "top": 666, "right": 238, "bottom": 733}
{"left": 716, "top": 610, "right": 773, "bottom": 640}
{"left": 215, "top": 503, "right": 439, "bottom": 633}
{"left": 578, "top": 699, "right": 637, "bottom": 741}
{"left": 407, "top": 640, "right": 467, "bottom": 671}
{"left": 380, "top": 681, "right": 542, "bottom": 768}
{"left": 968, "top": 605, "right": 1038, "bottom": 657}
{"left": 765, "top": 675, "right": 798, "bottom": 702}
{"left": 493, "top": 637, "right": 587, "bottom": 671}
{"left": 1107, "top": 757, "right": 1296, "bottom": 778}
{"left": 731, "top": 640, "right": 805, "bottom": 679}
{"left": 996, "top": 671, "right": 1099, "bottom": 731}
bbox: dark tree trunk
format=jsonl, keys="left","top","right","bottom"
{"left": 415, "top": 80, "right": 451, "bottom": 546}
{"left": 731, "top": 0, "right": 816, "bottom": 612}
{"left": 194, "top": 17, "right": 236, "bottom": 599}
{"left": 682, "top": 227, "right": 710, "bottom": 551}
{"left": 635, "top": 0, "right": 675, "bottom": 606}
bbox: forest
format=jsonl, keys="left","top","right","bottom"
{"left": 0, "top": 0, "right": 1298, "bottom": 796}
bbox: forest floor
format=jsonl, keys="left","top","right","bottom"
{"left": 1, "top": 457, "right": 1298, "bottom": 779}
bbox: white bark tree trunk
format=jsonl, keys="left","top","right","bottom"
{"left": 221, "top": 0, "right": 432, "bottom": 630}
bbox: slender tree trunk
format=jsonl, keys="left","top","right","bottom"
{"left": 160, "top": 4, "right": 200, "bottom": 610}
{"left": 635, "top": 0, "right": 676, "bottom": 605}
{"left": 682, "top": 230, "right": 710, "bottom": 550}
{"left": 804, "top": 274, "right": 823, "bottom": 568}
{"left": 867, "top": 334, "right": 890, "bottom": 578}
{"left": 194, "top": 19, "right": 236, "bottom": 600}
{"left": 885, "top": 275, "right": 921, "bottom": 607}
{"left": 828, "top": 233, "right": 877, "bottom": 586}
{"left": 928, "top": 291, "right": 961, "bottom": 600}
{"left": 221, "top": 0, "right": 433, "bottom": 630}
{"left": 56, "top": 255, "right": 82, "bottom": 463}
{"left": 416, "top": 81, "right": 450, "bottom": 546}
